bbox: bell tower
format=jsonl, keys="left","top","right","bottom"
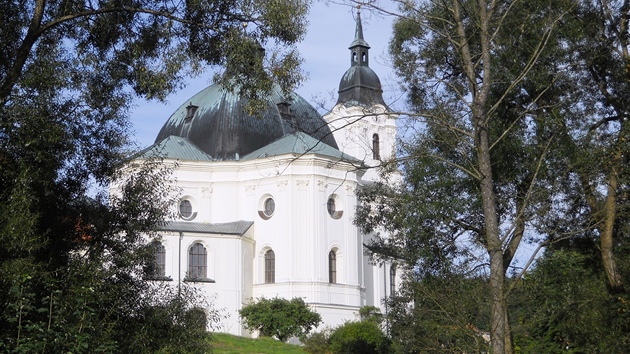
{"left": 324, "top": 10, "right": 397, "bottom": 181}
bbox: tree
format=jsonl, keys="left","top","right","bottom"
{"left": 0, "top": 0, "right": 309, "bottom": 351}
{"left": 512, "top": 248, "right": 630, "bottom": 353}
{"left": 354, "top": 0, "right": 572, "bottom": 352}
{"left": 551, "top": 0, "right": 630, "bottom": 293}
{"left": 383, "top": 272, "right": 490, "bottom": 353}
{"left": 239, "top": 297, "right": 322, "bottom": 342}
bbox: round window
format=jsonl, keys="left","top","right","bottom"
{"left": 327, "top": 195, "right": 343, "bottom": 219}
{"left": 327, "top": 197, "right": 336, "bottom": 216}
{"left": 179, "top": 200, "right": 192, "bottom": 218}
{"left": 263, "top": 198, "right": 275, "bottom": 217}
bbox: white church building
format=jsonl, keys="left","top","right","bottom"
{"left": 136, "top": 13, "right": 398, "bottom": 335}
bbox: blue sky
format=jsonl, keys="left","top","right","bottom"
{"left": 129, "top": 1, "right": 400, "bottom": 149}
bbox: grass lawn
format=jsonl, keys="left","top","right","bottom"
{"left": 210, "top": 333, "right": 308, "bottom": 354}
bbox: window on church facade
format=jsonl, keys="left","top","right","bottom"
{"left": 327, "top": 195, "right": 343, "bottom": 219}
{"left": 264, "top": 249, "right": 275, "bottom": 283}
{"left": 179, "top": 199, "right": 192, "bottom": 218}
{"left": 188, "top": 242, "right": 207, "bottom": 280}
{"left": 329, "top": 250, "right": 337, "bottom": 284}
{"left": 372, "top": 133, "right": 380, "bottom": 160}
{"left": 390, "top": 264, "right": 396, "bottom": 295}
{"left": 259, "top": 196, "right": 276, "bottom": 220}
{"left": 327, "top": 197, "right": 336, "bottom": 216}
{"left": 264, "top": 198, "right": 275, "bottom": 217}
{"left": 154, "top": 242, "right": 166, "bottom": 278}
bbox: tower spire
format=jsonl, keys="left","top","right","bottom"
{"left": 349, "top": 8, "right": 370, "bottom": 66}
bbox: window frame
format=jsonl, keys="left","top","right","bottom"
{"left": 188, "top": 242, "right": 207, "bottom": 280}
{"left": 264, "top": 249, "right": 275, "bottom": 284}
{"left": 390, "top": 264, "right": 397, "bottom": 295}
{"left": 154, "top": 242, "right": 166, "bottom": 278}
{"left": 372, "top": 133, "right": 380, "bottom": 160}
{"left": 259, "top": 196, "right": 276, "bottom": 220}
{"left": 179, "top": 199, "right": 197, "bottom": 221}
{"left": 327, "top": 195, "right": 343, "bottom": 219}
{"left": 147, "top": 241, "right": 171, "bottom": 281}
{"left": 329, "top": 250, "right": 337, "bottom": 284}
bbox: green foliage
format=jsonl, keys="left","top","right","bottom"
{"left": 358, "top": 305, "right": 383, "bottom": 324}
{"left": 328, "top": 320, "right": 390, "bottom": 354}
{"left": 384, "top": 273, "right": 489, "bottom": 354}
{"left": 357, "top": 0, "right": 630, "bottom": 352}
{"left": 303, "top": 307, "right": 388, "bottom": 354}
{"left": 302, "top": 328, "right": 333, "bottom": 354}
{"left": 239, "top": 297, "right": 322, "bottom": 342}
{"left": 512, "top": 249, "right": 630, "bottom": 353}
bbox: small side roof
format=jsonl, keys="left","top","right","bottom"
{"left": 137, "top": 135, "right": 213, "bottom": 161}
{"left": 159, "top": 220, "right": 254, "bottom": 235}
{"left": 241, "top": 131, "right": 361, "bottom": 164}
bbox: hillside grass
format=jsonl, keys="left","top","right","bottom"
{"left": 211, "top": 333, "right": 308, "bottom": 354}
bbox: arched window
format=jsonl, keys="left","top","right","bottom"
{"left": 188, "top": 242, "right": 207, "bottom": 280}
{"left": 154, "top": 242, "right": 166, "bottom": 278}
{"left": 390, "top": 264, "right": 397, "bottom": 295}
{"left": 264, "top": 250, "right": 275, "bottom": 284}
{"left": 372, "top": 133, "right": 380, "bottom": 160}
{"left": 329, "top": 250, "right": 337, "bottom": 284}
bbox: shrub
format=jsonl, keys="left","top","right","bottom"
{"left": 302, "top": 327, "right": 333, "bottom": 354}
{"left": 328, "top": 320, "right": 390, "bottom": 354}
{"left": 239, "top": 297, "right": 322, "bottom": 342}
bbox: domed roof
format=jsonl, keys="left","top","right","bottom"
{"left": 155, "top": 84, "right": 338, "bottom": 160}
{"left": 336, "top": 10, "right": 386, "bottom": 107}
{"left": 338, "top": 65, "right": 385, "bottom": 106}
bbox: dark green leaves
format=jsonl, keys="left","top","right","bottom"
{"left": 239, "top": 297, "right": 322, "bottom": 342}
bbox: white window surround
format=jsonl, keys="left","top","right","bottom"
{"left": 178, "top": 196, "right": 198, "bottom": 221}
{"left": 258, "top": 194, "right": 275, "bottom": 220}
{"left": 327, "top": 194, "right": 343, "bottom": 219}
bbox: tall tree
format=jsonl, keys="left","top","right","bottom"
{"left": 556, "top": 0, "right": 630, "bottom": 293}
{"left": 354, "top": 1, "right": 570, "bottom": 352}
{"left": 0, "top": 0, "right": 310, "bottom": 351}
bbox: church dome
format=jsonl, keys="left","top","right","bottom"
{"left": 337, "top": 65, "right": 385, "bottom": 106}
{"left": 155, "top": 84, "right": 338, "bottom": 160}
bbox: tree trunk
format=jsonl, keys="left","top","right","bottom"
{"left": 477, "top": 121, "right": 507, "bottom": 353}
{"left": 601, "top": 168, "right": 623, "bottom": 291}
{"left": 503, "top": 296, "right": 513, "bottom": 354}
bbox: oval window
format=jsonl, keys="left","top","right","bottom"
{"left": 327, "top": 196, "right": 343, "bottom": 219}
{"left": 179, "top": 200, "right": 192, "bottom": 218}
{"left": 327, "top": 197, "right": 336, "bottom": 216}
{"left": 263, "top": 198, "right": 275, "bottom": 217}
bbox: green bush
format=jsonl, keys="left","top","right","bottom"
{"left": 302, "top": 328, "right": 332, "bottom": 354}
{"left": 328, "top": 320, "right": 390, "bottom": 354}
{"left": 239, "top": 297, "right": 322, "bottom": 342}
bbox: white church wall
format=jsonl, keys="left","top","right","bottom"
{"left": 154, "top": 229, "right": 254, "bottom": 336}
{"left": 151, "top": 142, "right": 384, "bottom": 335}
{"left": 324, "top": 104, "right": 397, "bottom": 164}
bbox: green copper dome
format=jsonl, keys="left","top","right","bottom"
{"left": 155, "top": 84, "right": 338, "bottom": 160}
